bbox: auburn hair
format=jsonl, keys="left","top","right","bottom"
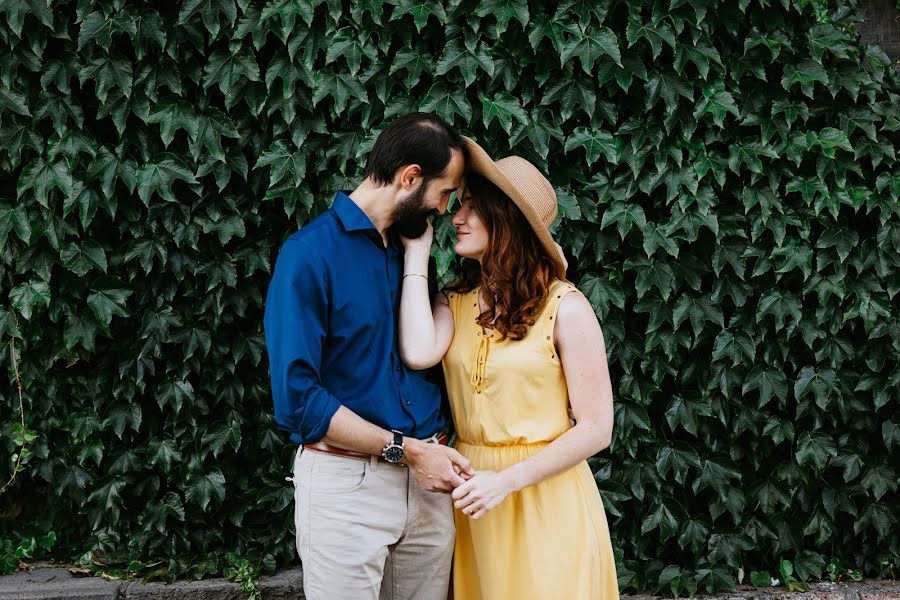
{"left": 445, "top": 173, "right": 558, "bottom": 341}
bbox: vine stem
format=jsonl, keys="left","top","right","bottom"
{"left": 1, "top": 317, "right": 26, "bottom": 495}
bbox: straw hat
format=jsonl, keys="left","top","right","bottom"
{"left": 460, "top": 137, "right": 566, "bottom": 278}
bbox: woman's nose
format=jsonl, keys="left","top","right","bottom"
{"left": 451, "top": 209, "right": 464, "bottom": 226}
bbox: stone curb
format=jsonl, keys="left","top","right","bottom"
{"left": 1, "top": 567, "right": 897, "bottom": 600}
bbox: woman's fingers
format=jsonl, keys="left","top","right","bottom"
{"left": 451, "top": 480, "right": 472, "bottom": 500}
{"left": 454, "top": 493, "right": 476, "bottom": 510}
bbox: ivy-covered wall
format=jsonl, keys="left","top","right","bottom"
{"left": 1, "top": 0, "right": 898, "bottom": 595}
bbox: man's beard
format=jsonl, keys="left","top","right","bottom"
{"left": 392, "top": 180, "right": 432, "bottom": 238}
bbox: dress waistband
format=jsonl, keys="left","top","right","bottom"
{"left": 455, "top": 439, "right": 552, "bottom": 448}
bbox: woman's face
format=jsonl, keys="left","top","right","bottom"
{"left": 451, "top": 193, "right": 489, "bottom": 261}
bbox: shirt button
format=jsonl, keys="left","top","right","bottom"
{"left": 396, "top": 366, "right": 401, "bottom": 372}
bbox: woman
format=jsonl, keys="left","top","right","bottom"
{"left": 398, "top": 137, "right": 619, "bottom": 600}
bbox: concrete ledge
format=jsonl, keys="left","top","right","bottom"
{"left": 0, "top": 568, "right": 122, "bottom": 600}
{"left": 1, "top": 566, "right": 897, "bottom": 600}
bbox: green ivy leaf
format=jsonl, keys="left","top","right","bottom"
{"left": 806, "top": 23, "right": 850, "bottom": 63}
{"left": 693, "top": 90, "right": 739, "bottom": 128}
{"left": 528, "top": 12, "right": 579, "bottom": 53}
{"left": 742, "top": 366, "right": 788, "bottom": 409}
{"left": 0, "top": 203, "right": 32, "bottom": 249}
{"left": 0, "top": 82, "right": 32, "bottom": 117}
{"left": 560, "top": 25, "right": 621, "bottom": 72}
{"left": 692, "top": 456, "right": 741, "bottom": 498}
{"left": 816, "top": 127, "right": 854, "bottom": 157}
{"left": 474, "top": 0, "right": 529, "bottom": 34}
{"left": 77, "top": 11, "right": 137, "bottom": 51}
{"left": 601, "top": 201, "right": 646, "bottom": 239}
{"left": 201, "top": 419, "right": 243, "bottom": 458}
{"left": 87, "top": 278, "right": 132, "bottom": 331}
{"left": 145, "top": 99, "right": 200, "bottom": 148}
{"left": 419, "top": 84, "right": 472, "bottom": 126}
{"left": 711, "top": 330, "right": 756, "bottom": 366}
{"left": 672, "top": 294, "right": 723, "bottom": 338}
{"left": 794, "top": 366, "right": 838, "bottom": 409}
{"left": 203, "top": 49, "right": 261, "bottom": 97}
{"left": 136, "top": 154, "right": 199, "bottom": 205}
{"left": 626, "top": 16, "right": 676, "bottom": 60}
{"left": 64, "top": 313, "right": 98, "bottom": 352}
{"left": 17, "top": 159, "right": 74, "bottom": 208}
{"left": 390, "top": 0, "right": 447, "bottom": 31}
{"left": 157, "top": 380, "right": 195, "bottom": 414}
{"left": 578, "top": 272, "right": 625, "bottom": 319}
{"left": 435, "top": 38, "right": 495, "bottom": 88}
{"left": 781, "top": 59, "right": 829, "bottom": 98}
{"left": 390, "top": 49, "right": 434, "bottom": 89}
{"left": 148, "top": 439, "right": 183, "bottom": 473}
{"left": 796, "top": 431, "right": 838, "bottom": 472}
{"left": 78, "top": 56, "right": 133, "bottom": 104}
{"left": 325, "top": 27, "right": 379, "bottom": 76}
{"left": 481, "top": 92, "right": 527, "bottom": 134}
{"left": 9, "top": 280, "right": 51, "bottom": 320}
{"left": 673, "top": 41, "right": 722, "bottom": 79}
{"left": 178, "top": 0, "right": 237, "bottom": 39}
{"left": 564, "top": 127, "right": 616, "bottom": 166}
{"left": 61, "top": 241, "right": 108, "bottom": 276}
{"left": 185, "top": 468, "right": 227, "bottom": 511}
{"left": 311, "top": 70, "right": 369, "bottom": 113}
{"left": 256, "top": 139, "right": 306, "bottom": 187}
{"left": 641, "top": 499, "right": 680, "bottom": 541}
{"left": 645, "top": 71, "right": 693, "bottom": 115}
{"left": 1, "top": 0, "right": 54, "bottom": 38}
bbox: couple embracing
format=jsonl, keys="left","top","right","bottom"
{"left": 263, "top": 113, "right": 619, "bottom": 600}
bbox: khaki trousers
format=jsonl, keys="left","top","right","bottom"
{"left": 292, "top": 446, "right": 455, "bottom": 600}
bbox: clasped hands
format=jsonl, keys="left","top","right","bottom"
{"left": 405, "top": 438, "right": 514, "bottom": 520}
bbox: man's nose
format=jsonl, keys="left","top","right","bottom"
{"left": 436, "top": 196, "right": 449, "bottom": 215}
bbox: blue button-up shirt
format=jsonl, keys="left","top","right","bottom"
{"left": 264, "top": 192, "right": 445, "bottom": 445}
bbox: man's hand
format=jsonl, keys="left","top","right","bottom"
{"left": 404, "top": 438, "right": 474, "bottom": 493}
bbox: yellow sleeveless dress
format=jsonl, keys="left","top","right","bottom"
{"left": 443, "top": 279, "right": 620, "bottom": 600}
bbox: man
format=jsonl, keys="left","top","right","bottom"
{"left": 263, "top": 113, "right": 472, "bottom": 600}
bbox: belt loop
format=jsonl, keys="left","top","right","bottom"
{"left": 369, "top": 453, "right": 379, "bottom": 472}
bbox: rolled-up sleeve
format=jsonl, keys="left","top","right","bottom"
{"left": 264, "top": 239, "right": 342, "bottom": 444}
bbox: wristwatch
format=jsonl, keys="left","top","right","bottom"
{"left": 382, "top": 430, "right": 405, "bottom": 464}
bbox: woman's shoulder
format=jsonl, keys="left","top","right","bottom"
{"left": 546, "top": 279, "right": 591, "bottom": 319}
{"left": 546, "top": 278, "right": 580, "bottom": 304}
{"left": 441, "top": 286, "right": 475, "bottom": 312}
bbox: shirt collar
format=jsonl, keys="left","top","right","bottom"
{"left": 332, "top": 191, "right": 378, "bottom": 233}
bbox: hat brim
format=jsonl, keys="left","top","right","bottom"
{"left": 459, "top": 137, "right": 567, "bottom": 279}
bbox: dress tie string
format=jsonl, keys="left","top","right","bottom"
{"left": 471, "top": 334, "right": 490, "bottom": 393}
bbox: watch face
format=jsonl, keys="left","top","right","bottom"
{"left": 384, "top": 445, "right": 404, "bottom": 463}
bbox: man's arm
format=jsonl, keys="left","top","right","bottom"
{"left": 264, "top": 239, "right": 472, "bottom": 491}
{"left": 264, "top": 239, "right": 343, "bottom": 443}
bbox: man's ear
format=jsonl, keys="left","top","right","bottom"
{"left": 396, "top": 164, "right": 422, "bottom": 190}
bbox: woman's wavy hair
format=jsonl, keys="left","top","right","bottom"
{"left": 445, "top": 173, "right": 558, "bottom": 341}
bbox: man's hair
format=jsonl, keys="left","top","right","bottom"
{"left": 364, "top": 113, "right": 467, "bottom": 185}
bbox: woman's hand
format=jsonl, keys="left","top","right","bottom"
{"left": 400, "top": 219, "right": 434, "bottom": 258}
{"left": 451, "top": 470, "right": 516, "bottom": 520}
